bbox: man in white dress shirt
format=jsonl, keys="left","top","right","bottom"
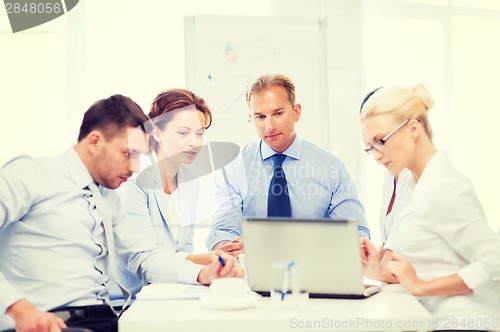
{"left": 0, "top": 95, "right": 241, "bottom": 332}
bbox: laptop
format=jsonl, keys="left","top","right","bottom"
{"left": 240, "top": 217, "right": 381, "bottom": 299}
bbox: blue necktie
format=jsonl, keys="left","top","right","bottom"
{"left": 267, "top": 154, "right": 291, "bottom": 217}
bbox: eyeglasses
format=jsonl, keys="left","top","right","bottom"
{"left": 364, "top": 119, "right": 410, "bottom": 156}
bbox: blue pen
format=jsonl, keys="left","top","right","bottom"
{"left": 280, "top": 259, "right": 295, "bottom": 301}
{"left": 218, "top": 255, "right": 226, "bottom": 267}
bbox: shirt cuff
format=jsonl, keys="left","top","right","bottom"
{"left": 0, "top": 286, "right": 24, "bottom": 316}
{"left": 207, "top": 231, "right": 238, "bottom": 251}
{"left": 457, "top": 262, "right": 490, "bottom": 290}
{"left": 357, "top": 226, "right": 371, "bottom": 240}
{"left": 176, "top": 260, "right": 204, "bottom": 285}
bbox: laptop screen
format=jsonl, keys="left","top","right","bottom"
{"left": 240, "top": 217, "right": 371, "bottom": 298}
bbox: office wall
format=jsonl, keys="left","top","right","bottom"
{"left": 0, "top": 14, "right": 69, "bottom": 163}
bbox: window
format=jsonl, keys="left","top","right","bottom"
{"left": 0, "top": 17, "right": 68, "bottom": 165}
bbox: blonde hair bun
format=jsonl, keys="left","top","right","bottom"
{"left": 411, "top": 83, "right": 434, "bottom": 111}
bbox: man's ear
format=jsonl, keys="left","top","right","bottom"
{"left": 293, "top": 103, "right": 302, "bottom": 122}
{"left": 87, "top": 131, "right": 103, "bottom": 153}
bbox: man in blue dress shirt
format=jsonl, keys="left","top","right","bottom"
{"left": 206, "top": 73, "right": 369, "bottom": 254}
{"left": 0, "top": 95, "right": 241, "bottom": 332}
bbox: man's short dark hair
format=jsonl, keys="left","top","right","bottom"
{"left": 77, "top": 94, "right": 149, "bottom": 142}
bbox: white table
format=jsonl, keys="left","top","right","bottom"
{"left": 119, "top": 284, "right": 432, "bottom": 332}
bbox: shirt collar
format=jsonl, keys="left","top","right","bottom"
{"left": 397, "top": 168, "right": 415, "bottom": 195}
{"left": 62, "top": 146, "right": 95, "bottom": 189}
{"left": 412, "top": 151, "right": 449, "bottom": 203}
{"left": 260, "top": 135, "right": 302, "bottom": 161}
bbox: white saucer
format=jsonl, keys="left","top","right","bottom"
{"left": 200, "top": 291, "right": 260, "bottom": 310}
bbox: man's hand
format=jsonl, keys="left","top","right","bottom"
{"left": 6, "top": 299, "right": 67, "bottom": 332}
{"left": 197, "top": 251, "right": 245, "bottom": 285}
{"left": 213, "top": 236, "right": 243, "bottom": 257}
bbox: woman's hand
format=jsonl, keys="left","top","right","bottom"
{"left": 386, "top": 252, "right": 423, "bottom": 295}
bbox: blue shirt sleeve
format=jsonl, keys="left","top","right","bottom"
{"left": 326, "top": 159, "right": 370, "bottom": 239}
{"left": 206, "top": 166, "right": 243, "bottom": 250}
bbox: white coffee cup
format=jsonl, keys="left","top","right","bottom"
{"left": 208, "top": 278, "right": 251, "bottom": 301}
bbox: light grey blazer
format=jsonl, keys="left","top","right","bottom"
{"left": 109, "top": 153, "right": 201, "bottom": 299}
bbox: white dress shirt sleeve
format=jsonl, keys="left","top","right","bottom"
{"left": 429, "top": 181, "right": 500, "bottom": 289}
{"left": 0, "top": 156, "right": 37, "bottom": 314}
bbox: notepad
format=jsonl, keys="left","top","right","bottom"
{"left": 135, "top": 283, "right": 208, "bottom": 300}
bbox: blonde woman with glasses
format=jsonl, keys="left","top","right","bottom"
{"left": 359, "top": 84, "right": 500, "bottom": 331}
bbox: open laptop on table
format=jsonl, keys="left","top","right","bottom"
{"left": 240, "top": 217, "right": 381, "bottom": 299}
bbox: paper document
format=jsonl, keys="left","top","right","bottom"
{"left": 136, "top": 283, "right": 208, "bottom": 300}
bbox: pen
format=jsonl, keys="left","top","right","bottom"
{"left": 280, "top": 259, "right": 295, "bottom": 301}
{"left": 218, "top": 255, "right": 225, "bottom": 267}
